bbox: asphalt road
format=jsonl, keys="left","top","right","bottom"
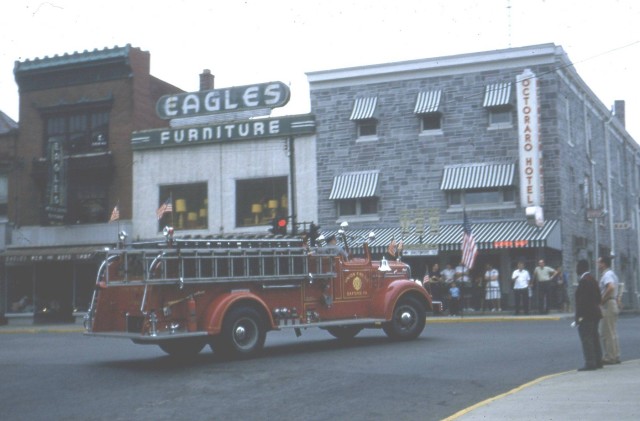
{"left": 2, "top": 315, "right": 639, "bottom": 421}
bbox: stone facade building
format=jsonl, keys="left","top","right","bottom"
{"left": 307, "top": 43, "right": 639, "bottom": 310}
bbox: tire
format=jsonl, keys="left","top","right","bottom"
{"left": 158, "top": 338, "right": 206, "bottom": 357}
{"left": 216, "top": 305, "right": 266, "bottom": 358}
{"left": 383, "top": 296, "right": 426, "bottom": 340}
{"left": 327, "top": 326, "right": 363, "bottom": 340}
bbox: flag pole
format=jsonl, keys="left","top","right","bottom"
{"left": 170, "top": 192, "right": 174, "bottom": 228}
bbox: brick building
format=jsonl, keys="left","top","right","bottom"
{"left": 307, "top": 43, "right": 639, "bottom": 310}
{"left": 2, "top": 45, "right": 181, "bottom": 321}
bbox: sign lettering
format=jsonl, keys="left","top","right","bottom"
{"left": 132, "top": 115, "right": 316, "bottom": 150}
{"left": 156, "top": 81, "right": 291, "bottom": 119}
{"left": 517, "top": 69, "right": 543, "bottom": 207}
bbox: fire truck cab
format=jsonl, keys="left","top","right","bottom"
{"left": 84, "top": 230, "right": 432, "bottom": 358}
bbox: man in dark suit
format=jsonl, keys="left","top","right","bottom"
{"left": 575, "top": 259, "right": 603, "bottom": 371}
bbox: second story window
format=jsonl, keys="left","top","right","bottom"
{"left": 441, "top": 162, "right": 516, "bottom": 210}
{"left": 329, "top": 170, "right": 380, "bottom": 220}
{"left": 45, "top": 109, "right": 110, "bottom": 155}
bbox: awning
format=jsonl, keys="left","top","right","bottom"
{"left": 483, "top": 82, "right": 512, "bottom": 107}
{"left": 329, "top": 171, "right": 380, "bottom": 200}
{"left": 321, "top": 219, "right": 561, "bottom": 255}
{"left": 3, "top": 246, "right": 104, "bottom": 265}
{"left": 414, "top": 90, "right": 442, "bottom": 114}
{"left": 349, "top": 97, "right": 378, "bottom": 120}
{"left": 440, "top": 163, "right": 515, "bottom": 190}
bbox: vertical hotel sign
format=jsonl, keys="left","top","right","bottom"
{"left": 45, "top": 137, "right": 67, "bottom": 223}
{"left": 516, "top": 69, "right": 543, "bottom": 207}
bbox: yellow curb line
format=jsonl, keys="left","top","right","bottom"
{"left": 442, "top": 370, "right": 571, "bottom": 420}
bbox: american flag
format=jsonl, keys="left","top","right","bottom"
{"left": 461, "top": 210, "right": 478, "bottom": 269}
{"left": 387, "top": 239, "right": 397, "bottom": 257}
{"left": 156, "top": 198, "right": 173, "bottom": 220}
{"left": 108, "top": 204, "right": 120, "bottom": 223}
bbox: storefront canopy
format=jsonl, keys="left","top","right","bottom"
{"left": 321, "top": 219, "right": 561, "bottom": 256}
{"left": 2, "top": 246, "right": 105, "bottom": 265}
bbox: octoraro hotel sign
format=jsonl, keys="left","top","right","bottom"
{"left": 516, "top": 69, "right": 543, "bottom": 207}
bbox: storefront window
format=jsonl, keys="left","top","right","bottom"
{"left": 236, "top": 177, "right": 288, "bottom": 227}
{"left": 158, "top": 183, "right": 208, "bottom": 231}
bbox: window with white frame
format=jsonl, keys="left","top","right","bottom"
{"left": 357, "top": 119, "right": 377, "bottom": 137}
{"left": 337, "top": 197, "right": 378, "bottom": 217}
{"left": 447, "top": 188, "right": 515, "bottom": 208}
{"left": 421, "top": 113, "right": 442, "bottom": 131}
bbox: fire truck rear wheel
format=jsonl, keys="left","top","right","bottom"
{"left": 327, "top": 326, "right": 363, "bottom": 340}
{"left": 383, "top": 296, "right": 426, "bottom": 340}
{"left": 217, "top": 305, "right": 266, "bottom": 358}
{"left": 158, "top": 338, "right": 206, "bottom": 357}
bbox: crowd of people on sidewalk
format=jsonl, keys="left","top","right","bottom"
{"left": 422, "top": 259, "right": 570, "bottom": 317}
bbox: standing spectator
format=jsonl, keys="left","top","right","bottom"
{"left": 598, "top": 256, "right": 621, "bottom": 365}
{"left": 533, "top": 259, "right": 557, "bottom": 314}
{"left": 440, "top": 263, "right": 455, "bottom": 312}
{"left": 448, "top": 282, "right": 460, "bottom": 316}
{"left": 574, "top": 259, "right": 603, "bottom": 371}
{"left": 512, "top": 261, "right": 531, "bottom": 315}
{"left": 428, "top": 263, "right": 442, "bottom": 302}
{"left": 555, "top": 265, "right": 570, "bottom": 312}
{"left": 455, "top": 261, "right": 472, "bottom": 311}
{"left": 441, "top": 263, "right": 455, "bottom": 285}
{"left": 484, "top": 263, "right": 501, "bottom": 312}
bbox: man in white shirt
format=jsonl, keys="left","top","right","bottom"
{"left": 598, "top": 256, "right": 621, "bottom": 364}
{"left": 512, "top": 261, "right": 531, "bottom": 315}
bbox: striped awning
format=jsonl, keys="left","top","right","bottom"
{"left": 483, "top": 82, "right": 512, "bottom": 107}
{"left": 440, "top": 163, "right": 515, "bottom": 191}
{"left": 321, "top": 219, "right": 561, "bottom": 256}
{"left": 349, "top": 97, "right": 378, "bottom": 120}
{"left": 329, "top": 171, "right": 380, "bottom": 200}
{"left": 414, "top": 90, "right": 442, "bottom": 114}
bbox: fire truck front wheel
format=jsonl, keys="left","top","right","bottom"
{"left": 383, "top": 296, "right": 426, "bottom": 340}
{"left": 215, "top": 305, "right": 266, "bottom": 358}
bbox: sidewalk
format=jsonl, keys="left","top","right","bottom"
{"left": 447, "top": 359, "right": 640, "bottom": 420}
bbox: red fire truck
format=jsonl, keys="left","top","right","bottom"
{"left": 84, "top": 229, "right": 432, "bottom": 358}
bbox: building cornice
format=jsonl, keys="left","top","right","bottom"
{"left": 307, "top": 43, "right": 564, "bottom": 90}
